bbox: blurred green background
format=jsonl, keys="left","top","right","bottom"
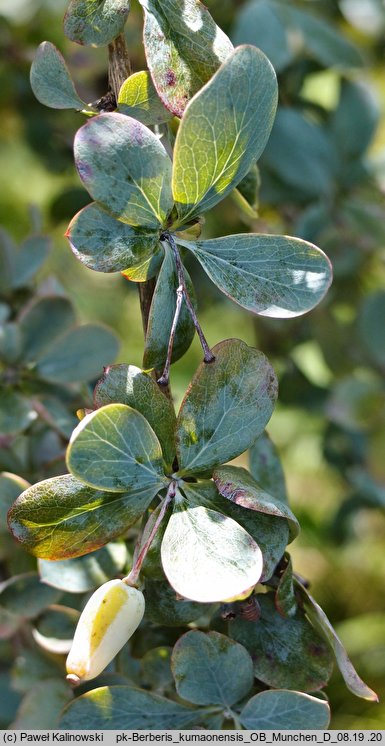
{"left": 1, "top": 0, "right": 385, "bottom": 729}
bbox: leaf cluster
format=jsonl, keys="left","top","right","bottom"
{"left": 0, "top": 224, "right": 119, "bottom": 482}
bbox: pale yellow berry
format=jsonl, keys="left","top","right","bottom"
{"left": 66, "top": 579, "right": 145, "bottom": 684}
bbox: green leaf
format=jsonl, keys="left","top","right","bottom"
{"left": 172, "top": 630, "right": 253, "bottom": 706}
{"left": 0, "top": 303, "right": 10, "bottom": 323}
{"left": 234, "top": 0, "right": 363, "bottom": 71}
{"left": 121, "top": 245, "right": 164, "bottom": 282}
{"left": 11, "top": 680, "right": 72, "bottom": 729}
{"left": 74, "top": 113, "right": 173, "bottom": 228}
{"left": 0, "top": 672, "right": 22, "bottom": 728}
{"left": 0, "top": 572, "right": 62, "bottom": 619}
{"left": 11, "top": 649, "right": 62, "bottom": 694}
{"left": 329, "top": 81, "right": 379, "bottom": 163}
{"left": 118, "top": 71, "right": 173, "bottom": 125}
{"left": 240, "top": 690, "right": 330, "bottom": 730}
{"left": 140, "top": 0, "right": 233, "bottom": 118}
{"left": 32, "top": 605, "right": 80, "bottom": 654}
{"left": 229, "top": 594, "right": 334, "bottom": 692}
{"left": 213, "top": 466, "right": 299, "bottom": 541}
{"left": 233, "top": 0, "right": 292, "bottom": 73}
{"left": 8, "top": 474, "right": 159, "bottom": 560}
{"left": 19, "top": 297, "right": 76, "bottom": 364}
{"left": 143, "top": 246, "right": 196, "bottom": 371}
{"left": 275, "top": 2, "right": 363, "bottom": 69}
{"left": 0, "top": 390, "right": 37, "bottom": 436}
{"left": 172, "top": 45, "right": 277, "bottom": 223}
{"left": 36, "top": 324, "right": 119, "bottom": 383}
{"left": 262, "top": 107, "right": 335, "bottom": 200}
{"left": 184, "top": 233, "right": 332, "bottom": 318}
{"left": 249, "top": 431, "right": 288, "bottom": 504}
{"left": 0, "top": 230, "right": 15, "bottom": 295}
{"left": 11, "top": 236, "right": 51, "bottom": 288}
{"left": 176, "top": 339, "right": 277, "bottom": 475}
{"left": 64, "top": 0, "right": 130, "bottom": 47}
{"left": 141, "top": 647, "right": 173, "bottom": 693}
{"left": 0, "top": 323, "right": 22, "bottom": 365}
{"left": 0, "top": 472, "right": 30, "bottom": 532}
{"left": 184, "top": 481, "right": 288, "bottom": 583}
{"left": 161, "top": 492, "right": 263, "bottom": 603}
{"left": 67, "top": 203, "right": 159, "bottom": 273}
{"left": 59, "top": 686, "right": 198, "bottom": 728}
{"left": 144, "top": 580, "right": 204, "bottom": 627}
{"left": 275, "top": 554, "right": 297, "bottom": 618}
{"left": 30, "top": 42, "right": 85, "bottom": 109}
{"left": 359, "top": 290, "right": 385, "bottom": 369}
{"left": 67, "top": 403, "right": 168, "bottom": 492}
{"left": 94, "top": 364, "right": 176, "bottom": 469}
{"left": 0, "top": 607, "right": 21, "bottom": 639}
{"left": 38, "top": 542, "right": 129, "bottom": 593}
{"left": 35, "top": 396, "right": 78, "bottom": 439}
{"left": 297, "top": 582, "right": 378, "bottom": 702}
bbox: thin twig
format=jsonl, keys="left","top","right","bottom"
{"left": 123, "top": 481, "right": 176, "bottom": 586}
{"left": 162, "top": 233, "right": 215, "bottom": 364}
{"left": 158, "top": 284, "right": 184, "bottom": 386}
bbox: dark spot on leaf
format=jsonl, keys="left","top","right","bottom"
{"left": 165, "top": 70, "right": 176, "bottom": 87}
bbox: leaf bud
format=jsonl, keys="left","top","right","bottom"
{"left": 66, "top": 579, "right": 145, "bottom": 684}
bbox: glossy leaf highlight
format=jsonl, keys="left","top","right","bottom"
{"left": 184, "top": 233, "right": 332, "bottom": 318}
{"left": 161, "top": 495, "right": 263, "bottom": 603}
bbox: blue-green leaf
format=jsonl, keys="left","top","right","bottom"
{"left": 143, "top": 246, "right": 196, "bottom": 370}
{"left": 0, "top": 572, "right": 62, "bottom": 619}
{"left": 30, "top": 42, "right": 85, "bottom": 109}
{"left": 64, "top": 0, "right": 130, "bottom": 47}
{"left": 240, "top": 690, "right": 330, "bottom": 730}
{"left": 183, "top": 233, "right": 332, "bottom": 318}
{"left": 229, "top": 593, "right": 334, "bottom": 692}
{"left": 249, "top": 431, "right": 288, "bottom": 503}
{"left": 172, "top": 630, "right": 253, "bottom": 706}
{"left": 140, "top": 0, "right": 233, "bottom": 117}
{"left": 19, "top": 297, "right": 76, "bottom": 364}
{"left": 59, "top": 686, "right": 198, "bottom": 728}
{"left": 67, "top": 403, "right": 168, "bottom": 492}
{"left": 74, "top": 113, "right": 173, "bottom": 228}
{"left": 38, "top": 542, "right": 129, "bottom": 593}
{"left": 176, "top": 339, "right": 277, "bottom": 475}
{"left": 94, "top": 364, "right": 176, "bottom": 469}
{"left": 36, "top": 324, "right": 119, "bottom": 383}
{"left": 172, "top": 45, "right": 277, "bottom": 223}
{"left": 67, "top": 203, "right": 159, "bottom": 273}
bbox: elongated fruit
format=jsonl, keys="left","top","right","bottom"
{"left": 66, "top": 579, "right": 145, "bottom": 684}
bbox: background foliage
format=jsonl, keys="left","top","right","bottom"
{"left": 1, "top": 0, "right": 385, "bottom": 729}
